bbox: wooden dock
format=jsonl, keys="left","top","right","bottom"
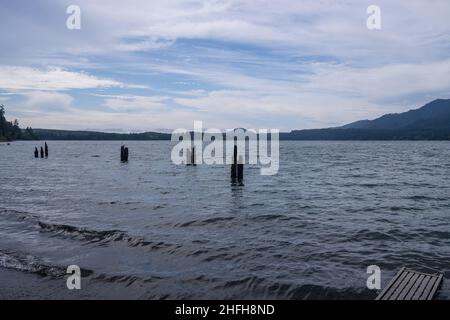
{"left": 376, "top": 267, "right": 443, "bottom": 300}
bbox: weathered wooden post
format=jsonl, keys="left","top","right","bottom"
{"left": 120, "top": 145, "right": 129, "bottom": 162}
{"left": 34, "top": 147, "right": 39, "bottom": 158}
{"left": 186, "top": 148, "right": 190, "bottom": 165}
{"left": 237, "top": 155, "right": 244, "bottom": 181}
{"left": 40, "top": 146, "right": 44, "bottom": 158}
{"left": 44, "top": 142, "right": 48, "bottom": 158}
{"left": 186, "top": 147, "right": 195, "bottom": 166}
{"left": 231, "top": 145, "right": 237, "bottom": 180}
{"left": 231, "top": 145, "right": 244, "bottom": 183}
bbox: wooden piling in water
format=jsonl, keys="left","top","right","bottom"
{"left": 231, "top": 146, "right": 244, "bottom": 182}
{"left": 231, "top": 145, "right": 237, "bottom": 180}
{"left": 186, "top": 148, "right": 191, "bottom": 165}
{"left": 237, "top": 155, "right": 244, "bottom": 181}
{"left": 44, "top": 142, "right": 48, "bottom": 158}
{"left": 120, "top": 145, "right": 129, "bottom": 162}
{"left": 34, "top": 147, "right": 38, "bottom": 158}
{"left": 40, "top": 146, "right": 44, "bottom": 158}
{"left": 186, "top": 147, "right": 196, "bottom": 166}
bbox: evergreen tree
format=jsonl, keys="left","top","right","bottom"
{"left": 0, "top": 104, "right": 38, "bottom": 141}
{"left": 0, "top": 104, "right": 5, "bottom": 138}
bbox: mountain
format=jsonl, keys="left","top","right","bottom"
{"left": 284, "top": 99, "right": 450, "bottom": 140}
{"left": 340, "top": 120, "right": 371, "bottom": 129}
{"left": 340, "top": 99, "right": 450, "bottom": 130}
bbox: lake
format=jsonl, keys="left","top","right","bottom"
{"left": 0, "top": 141, "right": 449, "bottom": 299}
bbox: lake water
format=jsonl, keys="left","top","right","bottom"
{"left": 0, "top": 141, "right": 449, "bottom": 299}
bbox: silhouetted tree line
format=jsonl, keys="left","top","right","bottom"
{"left": 33, "top": 129, "right": 171, "bottom": 140}
{"left": 0, "top": 105, "right": 38, "bottom": 141}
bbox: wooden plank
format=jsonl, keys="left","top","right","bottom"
{"left": 376, "top": 267, "right": 405, "bottom": 300}
{"left": 426, "top": 274, "right": 444, "bottom": 300}
{"left": 380, "top": 269, "right": 409, "bottom": 300}
{"left": 398, "top": 272, "right": 420, "bottom": 300}
{"left": 389, "top": 271, "right": 414, "bottom": 300}
{"left": 384, "top": 270, "right": 410, "bottom": 300}
{"left": 412, "top": 275, "right": 431, "bottom": 300}
{"left": 419, "top": 276, "right": 438, "bottom": 300}
{"left": 405, "top": 274, "right": 425, "bottom": 300}
{"left": 419, "top": 273, "right": 443, "bottom": 300}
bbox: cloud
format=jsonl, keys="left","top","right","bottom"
{"left": 99, "top": 94, "right": 169, "bottom": 112}
{"left": 79, "top": 0, "right": 450, "bottom": 64}
{"left": 174, "top": 89, "right": 386, "bottom": 129}
{"left": 13, "top": 108, "right": 205, "bottom": 132}
{"left": 2, "top": 0, "right": 450, "bottom": 62}
{"left": 1, "top": 1, "right": 450, "bottom": 130}
{"left": 0, "top": 66, "right": 125, "bottom": 91}
{"left": 114, "top": 37, "right": 176, "bottom": 52}
{"left": 22, "top": 91, "right": 74, "bottom": 112}
{"left": 304, "top": 60, "right": 450, "bottom": 103}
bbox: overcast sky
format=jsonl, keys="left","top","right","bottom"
{"left": 1, "top": 0, "right": 449, "bottom": 132}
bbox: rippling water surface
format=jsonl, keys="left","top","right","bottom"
{"left": 0, "top": 141, "right": 449, "bottom": 299}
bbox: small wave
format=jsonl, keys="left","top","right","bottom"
{"left": 250, "top": 214, "right": 291, "bottom": 221}
{"left": 93, "top": 274, "right": 151, "bottom": 286}
{"left": 1, "top": 207, "right": 159, "bottom": 249}
{"left": 176, "top": 216, "right": 235, "bottom": 227}
{"left": 0, "top": 250, "right": 93, "bottom": 278}
{"left": 202, "top": 252, "right": 242, "bottom": 262}
{"left": 187, "top": 249, "right": 210, "bottom": 257}
{"left": 0, "top": 250, "right": 161, "bottom": 287}
{"left": 213, "top": 275, "right": 373, "bottom": 299}
{"left": 0, "top": 207, "right": 38, "bottom": 221}
{"left": 219, "top": 276, "right": 265, "bottom": 290}
{"left": 406, "top": 195, "right": 447, "bottom": 201}
{"left": 387, "top": 206, "right": 425, "bottom": 212}
{"left": 97, "top": 201, "right": 139, "bottom": 205}
{"left": 412, "top": 229, "right": 450, "bottom": 239}
{"left": 350, "top": 229, "right": 405, "bottom": 242}
{"left": 37, "top": 221, "right": 154, "bottom": 248}
{"left": 202, "top": 216, "right": 235, "bottom": 224}
{"left": 288, "top": 284, "right": 374, "bottom": 300}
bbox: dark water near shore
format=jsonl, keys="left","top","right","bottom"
{"left": 0, "top": 141, "right": 449, "bottom": 299}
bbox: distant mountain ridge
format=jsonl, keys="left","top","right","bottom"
{"left": 26, "top": 98, "right": 450, "bottom": 141}
{"left": 283, "top": 98, "right": 450, "bottom": 140}
{"left": 340, "top": 99, "right": 450, "bottom": 130}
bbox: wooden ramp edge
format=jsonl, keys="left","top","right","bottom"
{"left": 376, "top": 267, "right": 444, "bottom": 300}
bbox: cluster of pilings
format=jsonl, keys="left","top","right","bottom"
{"left": 32, "top": 143, "right": 245, "bottom": 185}
{"left": 34, "top": 142, "right": 48, "bottom": 158}
{"left": 120, "top": 145, "right": 129, "bottom": 162}
{"left": 186, "top": 144, "right": 244, "bottom": 184}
